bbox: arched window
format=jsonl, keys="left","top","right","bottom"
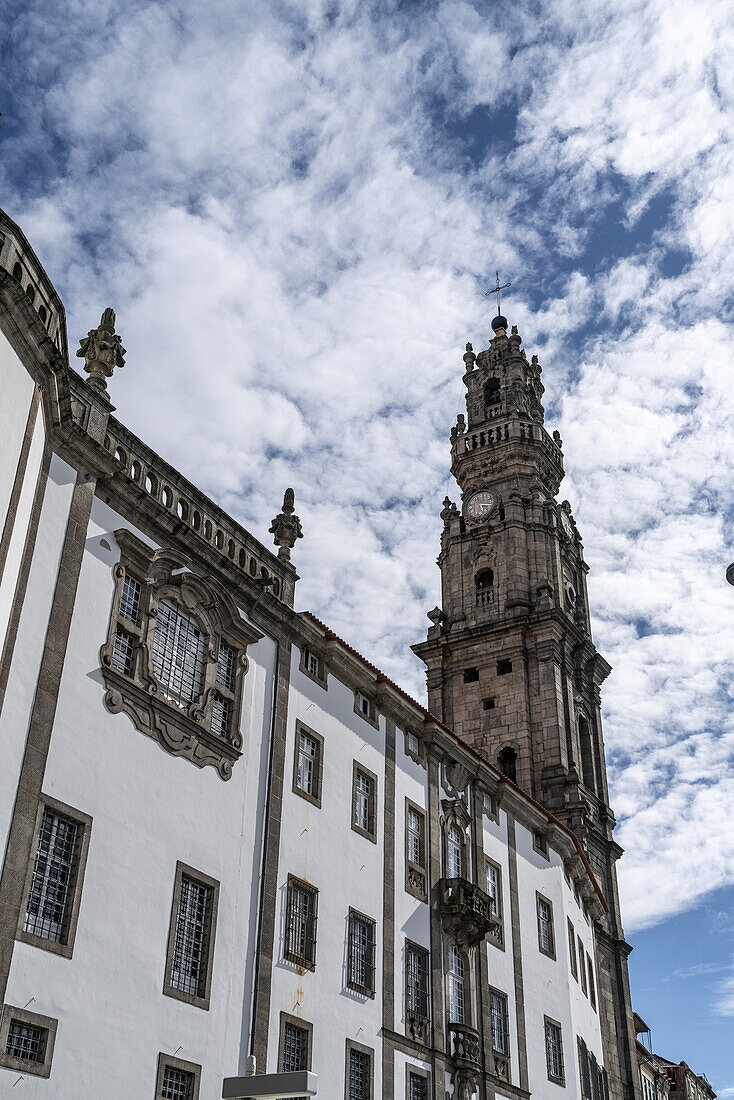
{"left": 498, "top": 746, "right": 517, "bottom": 783}
{"left": 447, "top": 945, "right": 465, "bottom": 1023}
{"left": 579, "top": 718, "right": 596, "bottom": 793}
{"left": 12, "top": 262, "right": 22, "bottom": 282}
{"left": 25, "top": 285, "right": 35, "bottom": 306}
{"left": 446, "top": 825, "right": 463, "bottom": 878}
{"left": 484, "top": 377, "right": 501, "bottom": 406}
{"left": 38, "top": 305, "right": 47, "bottom": 325}
{"left": 475, "top": 569, "right": 494, "bottom": 590}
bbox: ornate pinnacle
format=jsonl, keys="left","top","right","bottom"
{"left": 269, "top": 488, "right": 303, "bottom": 561}
{"left": 77, "top": 307, "right": 126, "bottom": 396}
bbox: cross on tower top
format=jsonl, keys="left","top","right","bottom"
{"left": 485, "top": 271, "right": 511, "bottom": 317}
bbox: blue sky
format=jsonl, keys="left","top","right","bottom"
{"left": 2, "top": 0, "right": 733, "bottom": 1089}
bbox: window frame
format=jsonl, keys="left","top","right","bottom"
{"left": 406, "top": 1063, "right": 430, "bottom": 1100}
{"left": 351, "top": 761, "right": 378, "bottom": 843}
{"left": 544, "top": 1015, "right": 566, "bottom": 1086}
{"left": 163, "top": 860, "right": 220, "bottom": 1011}
{"left": 16, "top": 794, "right": 92, "bottom": 960}
{"left": 292, "top": 721, "right": 324, "bottom": 808}
{"left": 405, "top": 799, "right": 427, "bottom": 901}
{"left": 446, "top": 824, "right": 464, "bottom": 879}
{"left": 0, "top": 1004, "right": 58, "bottom": 1078}
{"left": 405, "top": 939, "right": 430, "bottom": 1025}
{"left": 299, "top": 645, "right": 327, "bottom": 689}
{"left": 489, "top": 986, "right": 510, "bottom": 1057}
{"left": 345, "top": 1037, "right": 374, "bottom": 1100}
{"left": 533, "top": 829, "right": 550, "bottom": 859}
{"left": 446, "top": 943, "right": 466, "bottom": 1025}
{"left": 568, "top": 918, "right": 578, "bottom": 980}
{"left": 485, "top": 857, "right": 503, "bottom": 921}
{"left": 536, "top": 892, "right": 556, "bottom": 960}
{"left": 155, "top": 1051, "right": 202, "bottom": 1100}
{"left": 278, "top": 1011, "right": 313, "bottom": 1077}
{"left": 347, "top": 907, "right": 377, "bottom": 998}
{"left": 284, "top": 874, "right": 319, "bottom": 971}
{"left": 579, "top": 934, "right": 588, "bottom": 995}
{"left": 353, "top": 688, "right": 379, "bottom": 728}
{"left": 586, "top": 950, "right": 597, "bottom": 1010}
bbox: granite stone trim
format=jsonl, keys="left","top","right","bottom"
{"left": 404, "top": 797, "right": 428, "bottom": 903}
{"left": 15, "top": 793, "right": 93, "bottom": 960}
{"left": 0, "top": 439, "right": 51, "bottom": 716}
{"left": 163, "top": 860, "right": 220, "bottom": 1012}
{"left": 406, "top": 1060, "right": 431, "bottom": 1098}
{"left": 0, "top": 387, "right": 39, "bottom": 589}
{"left": 277, "top": 1011, "right": 313, "bottom": 1072}
{"left": 292, "top": 720, "right": 324, "bottom": 809}
{"left": 155, "top": 1051, "right": 202, "bottom": 1100}
{"left": 253, "top": 639, "right": 292, "bottom": 1070}
{"left": 536, "top": 891, "right": 557, "bottom": 960}
{"left": 351, "top": 759, "right": 378, "bottom": 844}
{"left": 543, "top": 1014, "right": 566, "bottom": 1087}
{"left": 0, "top": 470, "right": 95, "bottom": 1008}
{"left": 344, "top": 1036, "right": 375, "bottom": 1100}
{"left": 0, "top": 1002, "right": 58, "bottom": 1078}
{"left": 382, "top": 718, "right": 396, "bottom": 1100}
{"left": 506, "top": 815, "right": 529, "bottom": 1092}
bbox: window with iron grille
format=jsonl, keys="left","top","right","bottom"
{"left": 285, "top": 876, "right": 318, "bottom": 969}
{"left": 408, "top": 1072, "right": 428, "bottom": 1100}
{"left": 119, "top": 574, "right": 141, "bottom": 622}
{"left": 210, "top": 694, "right": 230, "bottom": 739}
{"left": 348, "top": 910, "right": 376, "bottom": 996}
{"left": 164, "top": 862, "right": 219, "bottom": 1009}
{"left": 352, "top": 763, "right": 377, "bottom": 842}
{"left": 216, "top": 641, "right": 235, "bottom": 689}
{"left": 545, "top": 1018, "right": 565, "bottom": 1082}
{"left": 447, "top": 944, "right": 465, "bottom": 1024}
{"left": 282, "top": 1022, "right": 309, "bottom": 1072}
{"left": 406, "top": 941, "right": 429, "bottom": 1018}
{"left": 537, "top": 894, "right": 555, "bottom": 957}
{"left": 152, "top": 600, "right": 205, "bottom": 706}
{"left": 111, "top": 627, "right": 135, "bottom": 674}
{"left": 348, "top": 1047, "right": 371, "bottom": 1100}
{"left": 23, "top": 809, "right": 78, "bottom": 944}
{"left": 447, "top": 825, "right": 463, "bottom": 878}
{"left": 6, "top": 1021, "right": 44, "bottom": 1063}
{"left": 490, "top": 990, "right": 509, "bottom": 1055}
{"left": 294, "top": 724, "right": 323, "bottom": 807}
{"left": 162, "top": 1064, "right": 195, "bottom": 1100}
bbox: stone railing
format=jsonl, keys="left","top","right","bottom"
{"left": 447, "top": 1023, "right": 481, "bottom": 1070}
{"left": 0, "top": 208, "right": 67, "bottom": 360}
{"left": 437, "top": 877, "right": 502, "bottom": 946}
{"left": 98, "top": 413, "right": 295, "bottom": 606}
{"left": 451, "top": 417, "right": 563, "bottom": 465}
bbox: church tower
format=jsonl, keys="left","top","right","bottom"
{"left": 413, "top": 305, "right": 642, "bottom": 1099}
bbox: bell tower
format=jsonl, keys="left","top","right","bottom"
{"left": 413, "top": 307, "right": 642, "bottom": 1099}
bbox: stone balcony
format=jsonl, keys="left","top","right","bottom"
{"left": 447, "top": 1022, "right": 481, "bottom": 1071}
{"left": 437, "top": 877, "right": 503, "bottom": 946}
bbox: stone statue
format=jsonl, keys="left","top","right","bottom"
{"left": 77, "top": 307, "right": 126, "bottom": 395}
{"left": 269, "top": 488, "right": 303, "bottom": 560}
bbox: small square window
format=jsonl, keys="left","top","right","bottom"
{"left": 155, "top": 1053, "right": 201, "bottom": 1100}
{"left": 497, "top": 659, "right": 512, "bottom": 675}
{"left": 463, "top": 667, "right": 479, "bottom": 683}
{"left": 293, "top": 722, "right": 324, "bottom": 808}
{"left": 352, "top": 762, "right": 378, "bottom": 843}
{"left": 354, "top": 690, "right": 378, "bottom": 726}
{"left": 0, "top": 1005, "right": 57, "bottom": 1078}
{"left": 300, "top": 646, "right": 327, "bottom": 687}
{"left": 483, "top": 697, "right": 495, "bottom": 710}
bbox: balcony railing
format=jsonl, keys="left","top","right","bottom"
{"left": 447, "top": 1023, "right": 481, "bottom": 1070}
{"left": 437, "top": 877, "right": 503, "bottom": 946}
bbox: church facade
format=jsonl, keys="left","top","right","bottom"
{"left": 0, "top": 206, "right": 639, "bottom": 1100}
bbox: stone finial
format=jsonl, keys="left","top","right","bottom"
{"left": 77, "top": 307, "right": 126, "bottom": 396}
{"left": 269, "top": 487, "right": 303, "bottom": 560}
{"left": 463, "top": 342, "right": 476, "bottom": 371}
{"left": 441, "top": 496, "right": 458, "bottom": 524}
{"left": 427, "top": 606, "right": 444, "bottom": 626}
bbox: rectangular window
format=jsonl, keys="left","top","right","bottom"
{"left": 305, "top": 649, "right": 320, "bottom": 677}
{"left": 282, "top": 1021, "right": 309, "bottom": 1072}
{"left": 578, "top": 1036, "right": 592, "bottom": 1099}
{"left": 533, "top": 830, "right": 549, "bottom": 857}
{"left": 156, "top": 1053, "right": 201, "bottom": 1100}
{"left": 119, "top": 574, "right": 141, "bottom": 622}
{"left": 293, "top": 724, "right": 324, "bottom": 807}
{"left": 406, "top": 941, "right": 429, "bottom": 1018}
{"left": 152, "top": 599, "right": 204, "bottom": 705}
{"left": 0, "top": 1006, "right": 57, "bottom": 1078}
{"left": 568, "top": 919, "right": 578, "bottom": 980}
{"left": 285, "top": 876, "right": 318, "bottom": 970}
{"left": 216, "top": 641, "right": 235, "bottom": 689}
{"left": 348, "top": 910, "right": 376, "bottom": 996}
{"left": 407, "top": 807, "right": 423, "bottom": 866}
{"left": 164, "top": 862, "right": 219, "bottom": 1010}
{"left": 447, "top": 825, "right": 463, "bottom": 879}
{"left": 545, "top": 1018, "right": 565, "bottom": 1083}
{"left": 18, "top": 796, "right": 92, "bottom": 959}
{"left": 406, "top": 730, "right": 420, "bottom": 757}
{"left": 490, "top": 990, "right": 509, "bottom": 1055}
{"left": 497, "top": 659, "right": 512, "bottom": 675}
{"left": 486, "top": 860, "right": 502, "bottom": 918}
{"left": 586, "top": 952, "right": 596, "bottom": 1009}
{"left": 579, "top": 935, "right": 588, "bottom": 995}
{"left": 537, "top": 894, "right": 555, "bottom": 958}
{"left": 463, "top": 667, "right": 479, "bottom": 683}
{"left": 405, "top": 800, "right": 427, "bottom": 901}
{"left": 408, "top": 1072, "right": 428, "bottom": 1100}
{"left": 111, "top": 627, "right": 135, "bottom": 674}
{"left": 447, "top": 944, "right": 465, "bottom": 1024}
{"left": 346, "top": 1043, "right": 373, "bottom": 1100}
{"left": 354, "top": 690, "right": 377, "bottom": 726}
{"left": 352, "top": 763, "right": 377, "bottom": 842}
{"left": 210, "top": 694, "right": 230, "bottom": 739}
{"left": 300, "top": 646, "right": 326, "bottom": 687}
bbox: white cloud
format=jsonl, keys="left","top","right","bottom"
{"left": 2, "top": 0, "right": 733, "bottom": 938}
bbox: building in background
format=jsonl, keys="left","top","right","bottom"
{"left": 0, "top": 205, "right": 687, "bottom": 1099}
{"left": 654, "top": 1058, "right": 716, "bottom": 1100}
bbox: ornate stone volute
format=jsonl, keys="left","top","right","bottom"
{"left": 269, "top": 487, "right": 303, "bottom": 560}
{"left": 77, "top": 307, "right": 126, "bottom": 395}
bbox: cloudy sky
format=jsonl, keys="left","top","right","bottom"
{"left": 2, "top": 0, "right": 733, "bottom": 1087}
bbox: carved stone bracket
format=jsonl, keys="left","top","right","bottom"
{"left": 437, "top": 877, "right": 502, "bottom": 949}
{"left": 406, "top": 1010, "right": 429, "bottom": 1045}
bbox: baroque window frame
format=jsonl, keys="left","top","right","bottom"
{"left": 100, "top": 531, "right": 261, "bottom": 780}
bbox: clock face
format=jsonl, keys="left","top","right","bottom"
{"left": 466, "top": 491, "right": 494, "bottom": 520}
{"left": 560, "top": 510, "right": 574, "bottom": 539}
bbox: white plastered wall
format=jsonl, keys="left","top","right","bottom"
{"left": 483, "top": 807, "right": 522, "bottom": 1088}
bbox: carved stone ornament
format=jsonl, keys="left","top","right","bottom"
{"left": 443, "top": 760, "right": 471, "bottom": 801}
{"left": 406, "top": 1010, "right": 429, "bottom": 1045}
{"left": 100, "top": 530, "right": 262, "bottom": 779}
{"left": 77, "top": 307, "right": 126, "bottom": 395}
{"left": 269, "top": 487, "right": 303, "bottom": 560}
{"left": 490, "top": 1052, "right": 509, "bottom": 1081}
